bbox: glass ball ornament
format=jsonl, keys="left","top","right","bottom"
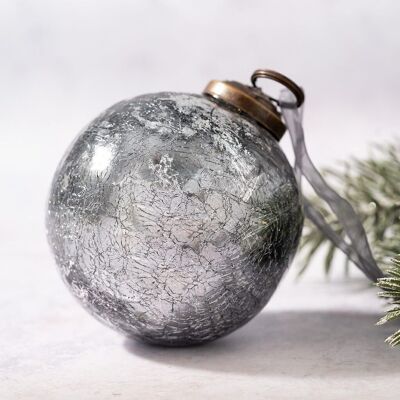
{"left": 47, "top": 73, "right": 304, "bottom": 346}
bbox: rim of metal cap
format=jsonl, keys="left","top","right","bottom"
{"left": 203, "top": 80, "right": 286, "bottom": 140}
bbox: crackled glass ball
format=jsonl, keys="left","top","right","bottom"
{"left": 47, "top": 92, "right": 303, "bottom": 346}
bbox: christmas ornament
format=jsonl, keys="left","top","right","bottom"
{"left": 47, "top": 69, "right": 382, "bottom": 346}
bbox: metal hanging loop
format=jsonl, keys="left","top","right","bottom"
{"left": 251, "top": 69, "right": 305, "bottom": 109}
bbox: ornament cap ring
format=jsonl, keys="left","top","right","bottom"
{"left": 251, "top": 69, "right": 305, "bottom": 108}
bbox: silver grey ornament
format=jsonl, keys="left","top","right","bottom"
{"left": 47, "top": 71, "right": 304, "bottom": 346}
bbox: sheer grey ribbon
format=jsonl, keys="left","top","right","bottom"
{"left": 280, "top": 90, "right": 384, "bottom": 282}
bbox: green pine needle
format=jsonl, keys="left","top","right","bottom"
{"left": 385, "top": 330, "right": 400, "bottom": 347}
{"left": 299, "top": 141, "right": 400, "bottom": 277}
{"left": 297, "top": 140, "right": 400, "bottom": 346}
{"left": 377, "top": 257, "right": 400, "bottom": 346}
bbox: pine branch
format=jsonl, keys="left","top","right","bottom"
{"left": 298, "top": 141, "right": 400, "bottom": 277}
{"left": 377, "top": 256, "right": 400, "bottom": 346}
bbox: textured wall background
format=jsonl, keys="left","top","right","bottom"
{"left": 1, "top": 0, "right": 400, "bottom": 266}
{"left": 1, "top": 1, "right": 400, "bottom": 399}
{"left": 2, "top": 0, "right": 400, "bottom": 263}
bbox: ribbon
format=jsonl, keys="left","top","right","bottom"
{"left": 280, "top": 90, "right": 384, "bottom": 282}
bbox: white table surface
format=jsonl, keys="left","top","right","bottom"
{"left": 2, "top": 244, "right": 399, "bottom": 400}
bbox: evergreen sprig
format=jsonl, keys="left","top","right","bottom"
{"left": 298, "top": 140, "right": 400, "bottom": 345}
{"left": 377, "top": 256, "right": 400, "bottom": 346}
{"left": 299, "top": 141, "right": 400, "bottom": 276}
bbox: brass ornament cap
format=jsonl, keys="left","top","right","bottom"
{"left": 203, "top": 69, "right": 304, "bottom": 141}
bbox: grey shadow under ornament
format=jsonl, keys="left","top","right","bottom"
{"left": 46, "top": 69, "right": 382, "bottom": 346}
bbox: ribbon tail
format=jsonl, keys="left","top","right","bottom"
{"left": 280, "top": 90, "right": 383, "bottom": 281}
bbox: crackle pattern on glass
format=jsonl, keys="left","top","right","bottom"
{"left": 47, "top": 93, "right": 303, "bottom": 346}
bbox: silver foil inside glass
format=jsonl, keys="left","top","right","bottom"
{"left": 47, "top": 93, "right": 303, "bottom": 346}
